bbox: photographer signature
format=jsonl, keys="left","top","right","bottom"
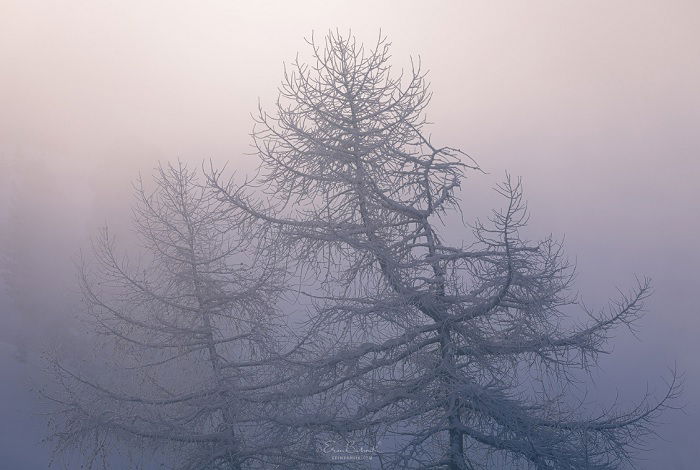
{"left": 320, "top": 439, "right": 378, "bottom": 455}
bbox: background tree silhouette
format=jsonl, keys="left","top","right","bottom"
{"left": 46, "top": 162, "right": 303, "bottom": 469}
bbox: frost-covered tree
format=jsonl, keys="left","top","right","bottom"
{"left": 208, "top": 32, "right": 678, "bottom": 469}
{"left": 46, "top": 162, "right": 305, "bottom": 469}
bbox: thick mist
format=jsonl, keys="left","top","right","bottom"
{"left": 1, "top": 1, "right": 699, "bottom": 468}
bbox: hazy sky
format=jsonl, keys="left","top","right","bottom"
{"left": 1, "top": 1, "right": 699, "bottom": 468}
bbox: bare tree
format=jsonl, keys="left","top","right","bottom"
{"left": 46, "top": 162, "right": 304, "bottom": 469}
{"left": 208, "top": 32, "right": 678, "bottom": 469}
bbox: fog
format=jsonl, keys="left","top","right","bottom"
{"left": 1, "top": 1, "right": 698, "bottom": 468}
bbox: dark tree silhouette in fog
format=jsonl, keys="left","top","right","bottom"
{"left": 209, "top": 32, "right": 678, "bottom": 469}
